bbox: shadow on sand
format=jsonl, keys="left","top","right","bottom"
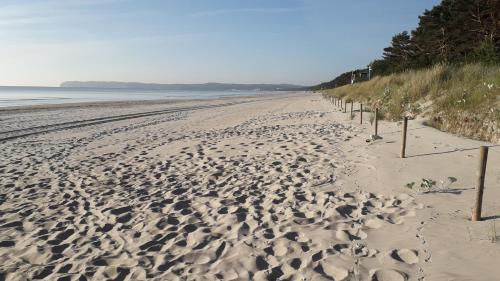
{"left": 406, "top": 145, "right": 500, "bottom": 158}
{"left": 422, "top": 188, "right": 474, "bottom": 195}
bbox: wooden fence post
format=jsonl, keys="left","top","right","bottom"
{"left": 374, "top": 108, "right": 379, "bottom": 136}
{"left": 472, "top": 146, "right": 489, "bottom": 221}
{"left": 360, "top": 104, "right": 363, "bottom": 124}
{"left": 350, "top": 102, "right": 353, "bottom": 119}
{"left": 344, "top": 102, "right": 347, "bottom": 113}
{"left": 401, "top": 117, "right": 408, "bottom": 158}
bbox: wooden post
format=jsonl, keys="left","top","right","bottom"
{"left": 350, "top": 102, "right": 353, "bottom": 119}
{"left": 344, "top": 102, "right": 347, "bottom": 113}
{"left": 340, "top": 99, "right": 343, "bottom": 110}
{"left": 360, "top": 103, "right": 363, "bottom": 124}
{"left": 472, "top": 146, "right": 489, "bottom": 221}
{"left": 400, "top": 117, "right": 408, "bottom": 158}
{"left": 374, "top": 108, "right": 379, "bottom": 136}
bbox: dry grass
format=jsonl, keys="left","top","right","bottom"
{"left": 321, "top": 63, "right": 500, "bottom": 143}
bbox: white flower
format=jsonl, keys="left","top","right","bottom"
{"left": 484, "top": 82, "right": 494, "bottom": 90}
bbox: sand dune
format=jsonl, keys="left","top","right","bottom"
{"left": 0, "top": 92, "right": 498, "bottom": 280}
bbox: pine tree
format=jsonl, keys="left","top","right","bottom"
{"left": 314, "top": 0, "right": 500, "bottom": 88}
{"left": 382, "top": 31, "right": 414, "bottom": 72}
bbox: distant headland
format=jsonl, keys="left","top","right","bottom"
{"left": 60, "top": 81, "right": 305, "bottom": 91}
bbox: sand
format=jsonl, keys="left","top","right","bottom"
{"left": 0, "top": 92, "right": 499, "bottom": 281}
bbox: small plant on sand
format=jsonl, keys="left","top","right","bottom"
{"left": 419, "top": 178, "right": 440, "bottom": 193}
{"left": 405, "top": 177, "right": 456, "bottom": 193}
{"left": 439, "top": 177, "right": 457, "bottom": 189}
{"left": 405, "top": 182, "right": 416, "bottom": 190}
{"left": 420, "top": 178, "right": 436, "bottom": 190}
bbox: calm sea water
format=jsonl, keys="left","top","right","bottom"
{"left": 0, "top": 87, "right": 279, "bottom": 108}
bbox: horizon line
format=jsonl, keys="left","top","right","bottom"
{"left": 0, "top": 81, "right": 311, "bottom": 88}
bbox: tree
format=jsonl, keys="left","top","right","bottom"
{"left": 382, "top": 31, "right": 414, "bottom": 72}
{"left": 371, "top": 59, "right": 392, "bottom": 77}
{"left": 469, "top": 0, "right": 500, "bottom": 59}
{"left": 311, "top": 0, "right": 500, "bottom": 90}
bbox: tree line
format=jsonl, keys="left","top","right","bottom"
{"left": 313, "top": 0, "right": 499, "bottom": 89}
{"left": 311, "top": 68, "right": 368, "bottom": 90}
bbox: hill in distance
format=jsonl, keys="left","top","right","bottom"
{"left": 60, "top": 81, "right": 305, "bottom": 91}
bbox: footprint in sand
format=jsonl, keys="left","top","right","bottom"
{"left": 365, "top": 217, "right": 384, "bottom": 229}
{"left": 371, "top": 269, "right": 408, "bottom": 281}
{"left": 390, "top": 249, "right": 419, "bottom": 265}
{"left": 319, "top": 256, "right": 350, "bottom": 280}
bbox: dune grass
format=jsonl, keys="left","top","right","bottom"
{"left": 321, "top": 63, "right": 500, "bottom": 143}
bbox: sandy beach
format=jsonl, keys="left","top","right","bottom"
{"left": 0, "top": 92, "right": 499, "bottom": 281}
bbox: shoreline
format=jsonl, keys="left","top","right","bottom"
{"left": 0, "top": 91, "right": 297, "bottom": 113}
{"left": 0, "top": 90, "right": 294, "bottom": 111}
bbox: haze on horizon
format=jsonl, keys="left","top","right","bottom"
{"left": 0, "top": 0, "right": 440, "bottom": 87}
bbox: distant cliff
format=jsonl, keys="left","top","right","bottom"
{"left": 60, "top": 81, "right": 305, "bottom": 91}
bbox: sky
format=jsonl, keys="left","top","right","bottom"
{"left": 0, "top": 0, "right": 441, "bottom": 87}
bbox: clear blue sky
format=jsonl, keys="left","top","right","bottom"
{"left": 0, "top": 0, "right": 441, "bottom": 86}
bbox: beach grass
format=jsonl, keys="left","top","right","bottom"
{"left": 321, "top": 63, "right": 500, "bottom": 143}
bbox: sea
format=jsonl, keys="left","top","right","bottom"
{"left": 0, "top": 86, "right": 280, "bottom": 108}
